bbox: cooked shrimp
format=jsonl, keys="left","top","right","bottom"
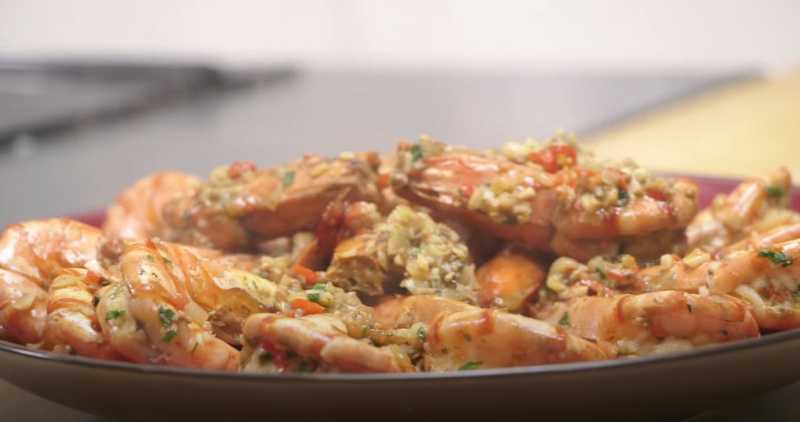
{"left": 97, "top": 273, "right": 248, "bottom": 367}
{"left": 392, "top": 139, "right": 555, "bottom": 248}
{"left": 97, "top": 238, "right": 292, "bottom": 369}
{"left": 126, "top": 295, "right": 239, "bottom": 370}
{"left": 537, "top": 291, "right": 759, "bottom": 357}
{"left": 426, "top": 308, "right": 607, "bottom": 371}
{"left": 687, "top": 167, "right": 798, "bottom": 253}
{"left": 587, "top": 235, "right": 800, "bottom": 331}
{"left": 120, "top": 240, "right": 285, "bottom": 346}
{"left": 392, "top": 135, "right": 698, "bottom": 260}
{"left": 324, "top": 205, "right": 476, "bottom": 301}
{"left": 375, "top": 152, "right": 410, "bottom": 210}
{"left": 540, "top": 255, "right": 634, "bottom": 296}
{"left": 705, "top": 240, "right": 800, "bottom": 330}
{"left": 294, "top": 200, "right": 382, "bottom": 271}
{"left": 0, "top": 219, "right": 107, "bottom": 344}
{"left": 43, "top": 268, "right": 119, "bottom": 359}
{"left": 0, "top": 268, "right": 48, "bottom": 344}
{"left": 161, "top": 154, "right": 383, "bottom": 251}
{"left": 552, "top": 228, "right": 687, "bottom": 263}
{"left": 113, "top": 242, "right": 265, "bottom": 370}
{"left": 103, "top": 171, "right": 201, "bottom": 241}
{"left": 370, "top": 295, "right": 606, "bottom": 371}
{"left": 0, "top": 219, "right": 107, "bottom": 288}
{"left": 475, "top": 248, "right": 545, "bottom": 312}
{"left": 533, "top": 237, "right": 800, "bottom": 333}
{"left": 241, "top": 313, "right": 414, "bottom": 373}
{"left": 373, "top": 295, "right": 473, "bottom": 330}
{"left": 719, "top": 222, "right": 800, "bottom": 257}
{"left": 95, "top": 281, "right": 153, "bottom": 363}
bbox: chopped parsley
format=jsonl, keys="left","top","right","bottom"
{"left": 146, "top": 255, "right": 155, "bottom": 262}
{"left": 158, "top": 307, "right": 176, "bottom": 327}
{"left": 558, "top": 312, "right": 571, "bottom": 327}
{"left": 618, "top": 189, "right": 630, "bottom": 206}
{"left": 766, "top": 186, "right": 784, "bottom": 199}
{"left": 311, "top": 283, "right": 326, "bottom": 291}
{"left": 162, "top": 330, "right": 178, "bottom": 342}
{"left": 282, "top": 171, "right": 296, "bottom": 188}
{"left": 758, "top": 250, "right": 793, "bottom": 267}
{"left": 417, "top": 326, "right": 427, "bottom": 342}
{"left": 793, "top": 290, "right": 800, "bottom": 300}
{"left": 307, "top": 292, "right": 321, "bottom": 303}
{"left": 105, "top": 309, "right": 126, "bottom": 321}
{"left": 410, "top": 144, "right": 423, "bottom": 162}
{"left": 191, "top": 342, "right": 199, "bottom": 354}
{"left": 458, "top": 361, "right": 482, "bottom": 371}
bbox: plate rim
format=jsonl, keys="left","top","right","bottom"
{"left": 3, "top": 329, "right": 800, "bottom": 383}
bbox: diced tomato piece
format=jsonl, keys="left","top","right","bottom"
{"left": 290, "top": 298, "right": 325, "bottom": 315}
{"left": 646, "top": 188, "right": 669, "bottom": 201}
{"left": 528, "top": 144, "right": 577, "bottom": 173}
{"left": 227, "top": 160, "right": 257, "bottom": 179}
{"left": 529, "top": 149, "right": 557, "bottom": 172}
{"left": 292, "top": 263, "right": 320, "bottom": 285}
{"left": 552, "top": 144, "right": 577, "bottom": 167}
{"left": 606, "top": 269, "right": 633, "bottom": 283}
{"left": 377, "top": 173, "right": 391, "bottom": 189}
{"left": 84, "top": 270, "right": 101, "bottom": 285}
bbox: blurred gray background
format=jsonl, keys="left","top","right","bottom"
{"left": 0, "top": 69, "right": 740, "bottom": 225}
{"left": 1, "top": 0, "right": 798, "bottom": 225}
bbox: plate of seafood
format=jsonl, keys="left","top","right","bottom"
{"left": 1, "top": 134, "right": 800, "bottom": 420}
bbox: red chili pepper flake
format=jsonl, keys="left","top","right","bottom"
{"left": 290, "top": 298, "right": 325, "bottom": 315}
{"left": 528, "top": 144, "right": 577, "bottom": 173}
{"left": 292, "top": 263, "right": 320, "bottom": 285}
{"left": 646, "top": 188, "right": 669, "bottom": 201}
{"left": 606, "top": 268, "right": 633, "bottom": 283}
{"left": 377, "top": 173, "right": 391, "bottom": 189}
{"left": 227, "top": 160, "right": 257, "bottom": 179}
{"left": 85, "top": 270, "right": 101, "bottom": 285}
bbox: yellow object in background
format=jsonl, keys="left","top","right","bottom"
{"left": 589, "top": 70, "right": 800, "bottom": 178}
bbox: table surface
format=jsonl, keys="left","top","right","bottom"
{"left": 590, "top": 69, "right": 800, "bottom": 178}
{"left": 1, "top": 67, "right": 798, "bottom": 421}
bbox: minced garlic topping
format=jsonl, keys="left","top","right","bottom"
{"left": 326, "top": 205, "right": 477, "bottom": 303}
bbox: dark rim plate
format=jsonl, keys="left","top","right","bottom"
{"left": 2, "top": 327, "right": 800, "bottom": 382}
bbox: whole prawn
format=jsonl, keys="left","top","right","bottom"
{"left": 0, "top": 219, "right": 107, "bottom": 344}
{"left": 392, "top": 135, "right": 698, "bottom": 261}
